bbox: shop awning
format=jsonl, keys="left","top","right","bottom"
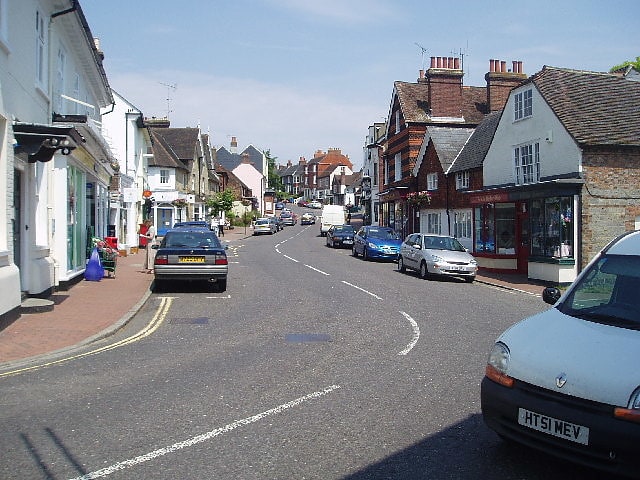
{"left": 13, "top": 123, "right": 85, "bottom": 163}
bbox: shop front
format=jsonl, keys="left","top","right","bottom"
{"left": 470, "top": 182, "right": 581, "bottom": 283}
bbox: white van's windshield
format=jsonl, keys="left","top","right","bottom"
{"left": 559, "top": 255, "right": 640, "bottom": 329}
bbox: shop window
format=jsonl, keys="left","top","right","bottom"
{"left": 474, "top": 204, "right": 495, "bottom": 253}
{"left": 531, "top": 197, "right": 573, "bottom": 258}
{"left": 474, "top": 203, "right": 516, "bottom": 254}
{"left": 426, "top": 213, "right": 441, "bottom": 234}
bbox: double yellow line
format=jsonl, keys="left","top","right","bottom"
{"left": 0, "top": 297, "right": 174, "bottom": 378}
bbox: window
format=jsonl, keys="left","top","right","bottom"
{"left": 394, "top": 152, "right": 402, "bottom": 182}
{"left": 530, "top": 197, "right": 574, "bottom": 258}
{"left": 454, "top": 211, "right": 472, "bottom": 239}
{"left": 455, "top": 171, "right": 469, "bottom": 190}
{"left": 55, "top": 45, "right": 66, "bottom": 113}
{"left": 426, "top": 213, "right": 441, "bottom": 234}
{"left": 514, "top": 143, "right": 540, "bottom": 185}
{"left": 427, "top": 173, "right": 438, "bottom": 191}
{"left": 160, "top": 169, "right": 169, "bottom": 184}
{"left": 372, "top": 162, "right": 378, "bottom": 186}
{"left": 36, "top": 10, "right": 46, "bottom": 88}
{"left": 514, "top": 88, "right": 533, "bottom": 120}
{"left": 395, "top": 110, "right": 400, "bottom": 134}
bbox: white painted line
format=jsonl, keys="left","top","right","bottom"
{"left": 304, "top": 264, "right": 330, "bottom": 276}
{"left": 283, "top": 254, "right": 299, "bottom": 263}
{"left": 68, "top": 385, "right": 341, "bottom": 479}
{"left": 341, "top": 281, "right": 383, "bottom": 300}
{"left": 205, "top": 294, "right": 231, "bottom": 299}
{"left": 398, "top": 311, "right": 420, "bottom": 356}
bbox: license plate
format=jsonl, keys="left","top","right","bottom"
{"left": 518, "top": 408, "right": 589, "bottom": 445}
{"left": 179, "top": 256, "right": 205, "bottom": 263}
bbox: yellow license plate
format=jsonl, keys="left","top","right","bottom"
{"left": 179, "top": 256, "right": 205, "bottom": 263}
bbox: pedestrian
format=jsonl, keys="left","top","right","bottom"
{"left": 218, "top": 218, "right": 225, "bottom": 236}
{"left": 140, "top": 219, "right": 157, "bottom": 273}
{"left": 347, "top": 212, "right": 351, "bottom": 224}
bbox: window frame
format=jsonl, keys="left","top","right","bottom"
{"left": 455, "top": 171, "right": 469, "bottom": 190}
{"left": 427, "top": 173, "right": 438, "bottom": 191}
{"left": 514, "top": 142, "right": 540, "bottom": 185}
{"left": 514, "top": 88, "right": 533, "bottom": 121}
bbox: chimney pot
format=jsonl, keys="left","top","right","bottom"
{"left": 454, "top": 57, "right": 460, "bottom": 69}
{"left": 430, "top": 56, "right": 436, "bottom": 68}
{"left": 512, "top": 61, "right": 518, "bottom": 73}
{"left": 501, "top": 61, "right": 507, "bottom": 72}
{"left": 419, "top": 69, "right": 424, "bottom": 79}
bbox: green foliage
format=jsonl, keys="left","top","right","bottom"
{"left": 206, "top": 189, "right": 236, "bottom": 217}
{"left": 610, "top": 56, "right": 640, "bottom": 72}
{"left": 265, "top": 149, "right": 284, "bottom": 191}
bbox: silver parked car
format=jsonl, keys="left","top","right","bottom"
{"left": 253, "top": 217, "right": 277, "bottom": 235}
{"left": 398, "top": 233, "right": 477, "bottom": 282}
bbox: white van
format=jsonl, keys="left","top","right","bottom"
{"left": 319, "top": 205, "right": 345, "bottom": 236}
{"left": 481, "top": 230, "right": 640, "bottom": 477}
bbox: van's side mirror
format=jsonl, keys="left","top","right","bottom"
{"left": 542, "top": 287, "right": 562, "bottom": 305}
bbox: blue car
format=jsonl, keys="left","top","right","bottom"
{"left": 352, "top": 226, "right": 402, "bottom": 261}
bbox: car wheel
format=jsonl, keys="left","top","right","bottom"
{"left": 218, "top": 278, "right": 227, "bottom": 292}
{"left": 363, "top": 249, "right": 369, "bottom": 261}
{"left": 398, "top": 256, "right": 406, "bottom": 273}
{"left": 352, "top": 245, "right": 358, "bottom": 257}
{"left": 464, "top": 276, "right": 475, "bottom": 283}
{"left": 420, "top": 261, "right": 429, "bottom": 279}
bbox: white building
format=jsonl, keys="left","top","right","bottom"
{"left": 100, "top": 90, "right": 152, "bottom": 251}
{"left": 0, "top": 0, "right": 115, "bottom": 321}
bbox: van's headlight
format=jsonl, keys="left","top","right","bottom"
{"left": 485, "top": 342, "right": 514, "bottom": 388}
{"left": 614, "top": 386, "right": 640, "bottom": 424}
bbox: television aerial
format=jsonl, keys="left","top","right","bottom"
{"left": 159, "top": 81, "right": 177, "bottom": 119}
{"left": 415, "top": 42, "right": 428, "bottom": 70}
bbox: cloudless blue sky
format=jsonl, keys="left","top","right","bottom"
{"left": 81, "top": 0, "right": 638, "bottom": 169}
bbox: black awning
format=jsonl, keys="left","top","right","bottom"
{"left": 13, "top": 123, "right": 85, "bottom": 163}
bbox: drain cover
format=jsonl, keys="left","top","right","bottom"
{"left": 285, "top": 333, "right": 331, "bottom": 343}
{"left": 170, "top": 317, "right": 209, "bottom": 325}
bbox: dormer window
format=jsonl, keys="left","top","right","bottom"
{"left": 514, "top": 88, "right": 533, "bottom": 120}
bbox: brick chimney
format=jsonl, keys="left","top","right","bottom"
{"left": 425, "top": 56, "right": 464, "bottom": 117}
{"left": 485, "top": 59, "right": 527, "bottom": 112}
{"left": 298, "top": 156, "right": 306, "bottom": 165}
{"left": 230, "top": 136, "right": 238, "bottom": 153}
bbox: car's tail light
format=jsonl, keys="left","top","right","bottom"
{"left": 154, "top": 255, "right": 168, "bottom": 265}
{"left": 215, "top": 255, "right": 227, "bottom": 265}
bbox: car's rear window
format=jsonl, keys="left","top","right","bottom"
{"left": 163, "top": 231, "right": 221, "bottom": 248}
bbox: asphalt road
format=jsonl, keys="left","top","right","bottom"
{"left": 0, "top": 217, "right": 620, "bottom": 479}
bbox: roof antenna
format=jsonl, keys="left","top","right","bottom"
{"left": 159, "top": 82, "right": 177, "bottom": 119}
{"left": 415, "top": 42, "right": 428, "bottom": 70}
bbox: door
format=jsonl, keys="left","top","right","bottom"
{"left": 156, "top": 207, "right": 174, "bottom": 236}
{"left": 13, "top": 170, "right": 22, "bottom": 286}
{"left": 516, "top": 203, "right": 530, "bottom": 274}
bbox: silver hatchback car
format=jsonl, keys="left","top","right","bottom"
{"left": 398, "top": 233, "right": 477, "bottom": 282}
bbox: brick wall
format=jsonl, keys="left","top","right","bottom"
{"left": 581, "top": 148, "right": 640, "bottom": 267}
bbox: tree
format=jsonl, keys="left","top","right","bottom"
{"left": 610, "top": 57, "right": 640, "bottom": 73}
{"left": 206, "top": 190, "right": 235, "bottom": 217}
{"left": 265, "top": 149, "right": 284, "bottom": 192}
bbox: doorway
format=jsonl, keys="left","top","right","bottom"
{"left": 516, "top": 202, "right": 530, "bottom": 274}
{"left": 13, "top": 170, "right": 23, "bottom": 287}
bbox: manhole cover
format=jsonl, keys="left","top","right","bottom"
{"left": 170, "top": 317, "right": 209, "bottom": 325}
{"left": 285, "top": 333, "right": 331, "bottom": 343}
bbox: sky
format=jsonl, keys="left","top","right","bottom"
{"left": 80, "top": 0, "right": 638, "bottom": 170}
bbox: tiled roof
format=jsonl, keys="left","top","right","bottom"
{"left": 149, "top": 129, "right": 188, "bottom": 169}
{"left": 531, "top": 66, "right": 640, "bottom": 147}
{"left": 448, "top": 111, "right": 501, "bottom": 173}
{"left": 151, "top": 127, "right": 200, "bottom": 159}
{"left": 428, "top": 126, "right": 475, "bottom": 172}
{"left": 394, "top": 82, "right": 488, "bottom": 124}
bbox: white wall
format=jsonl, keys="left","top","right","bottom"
{"left": 483, "top": 84, "right": 582, "bottom": 187}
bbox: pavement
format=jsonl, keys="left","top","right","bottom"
{"left": 0, "top": 222, "right": 550, "bottom": 368}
